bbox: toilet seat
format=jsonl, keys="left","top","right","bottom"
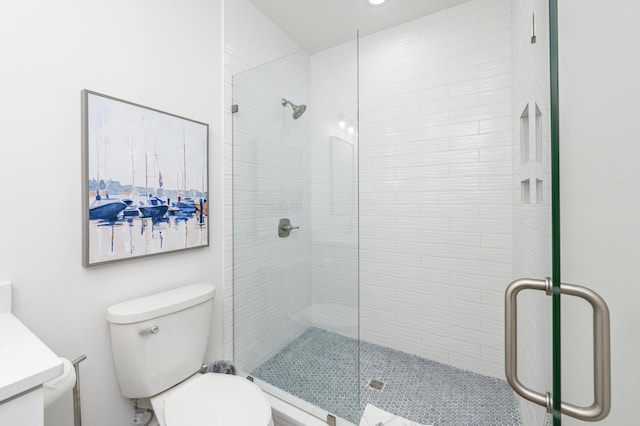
{"left": 162, "top": 373, "right": 272, "bottom": 426}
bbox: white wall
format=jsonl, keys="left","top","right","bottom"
{"left": 356, "top": 0, "right": 513, "bottom": 378}
{"left": 0, "top": 1, "right": 224, "bottom": 425}
{"left": 559, "top": 0, "right": 640, "bottom": 424}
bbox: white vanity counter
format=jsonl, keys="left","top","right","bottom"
{"left": 0, "top": 281, "right": 63, "bottom": 426}
{"left": 0, "top": 312, "right": 63, "bottom": 402}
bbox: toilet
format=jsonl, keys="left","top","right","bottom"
{"left": 106, "top": 283, "right": 273, "bottom": 426}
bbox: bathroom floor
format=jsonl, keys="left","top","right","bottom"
{"left": 252, "top": 327, "right": 521, "bottom": 425}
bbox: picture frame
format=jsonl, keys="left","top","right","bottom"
{"left": 82, "top": 90, "right": 209, "bottom": 266}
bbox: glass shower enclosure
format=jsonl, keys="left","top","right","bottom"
{"left": 231, "top": 1, "right": 558, "bottom": 424}
{"left": 232, "top": 42, "right": 360, "bottom": 423}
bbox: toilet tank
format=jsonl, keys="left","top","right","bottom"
{"left": 106, "top": 283, "right": 215, "bottom": 399}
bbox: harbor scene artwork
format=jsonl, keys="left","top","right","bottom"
{"left": 83, "top": 90, "right": 209, "bottom": 266}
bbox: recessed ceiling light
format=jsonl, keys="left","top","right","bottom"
{"left": 368, "top": 0, "right": 386, "bottom": 5}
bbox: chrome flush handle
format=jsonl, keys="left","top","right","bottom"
{"left": 138, "top": 325, "right": 159, "bottom": 336}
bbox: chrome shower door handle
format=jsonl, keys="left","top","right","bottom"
{"left": 504, "top": 278, "right": 611, "bottom": 422}
{"left": 278, "top": 218, "right": 300, "bottom": 238}
{"left": 504, "top": 278, "right": 552, "bottom": 411}
{"left": 556, "top": 282, "right": 611, "bottom": 421}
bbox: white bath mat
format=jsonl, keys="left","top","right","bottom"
{"left": 359, "top": 403, "right": 431, "bottom": 426}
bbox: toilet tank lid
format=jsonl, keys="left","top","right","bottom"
{"left": 107, "top": 283, "right": 215, "bottom": 324}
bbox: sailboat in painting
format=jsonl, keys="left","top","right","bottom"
{"left": 121, "top": 130, "right": 141, "bottom": 218}
{"left": 138, "top": 122, "right": 168, "bottom": 220}
{"left": 139, "top": 195, "right": 168, "bottom": 219}
{"left": 89, "top": 118, "right": 126, "bottom": 221}
{"left": 195, "top": 137, "right": 208, "bottom": 223}
{"left": 171, "top": 130, "right": 197, "bottom": 217}
{"left": 89, "top": 193, "right": 127, "bottom": 220}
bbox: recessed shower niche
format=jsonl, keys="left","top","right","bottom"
{"left": 535, "top": 103, "right": 543, "bottom": 163}
{"left": 521, "top": 178, "right": 531, "bottom": 204}
{"left": 519, "top": 103, "right": 545, "bottom": 205}
{"left": 520, "top": 105, "right": 530, "bottom": 165}
{"left": 536, "top": 178, "right": 544, "bottom": 205}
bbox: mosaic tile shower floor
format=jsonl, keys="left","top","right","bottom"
{"left": 252, "top": 327, "right": 521, "bottom": 425}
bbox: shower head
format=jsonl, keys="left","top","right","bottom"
{"left": 281, "top": 98, "right": 307, "bottom": 120}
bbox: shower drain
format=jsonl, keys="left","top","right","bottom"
{"left": 368, "top": 379, "right": 385, "bottom": 391}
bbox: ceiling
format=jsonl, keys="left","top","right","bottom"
{"left": 249, "top": 0, "right": 471, "bottom": 53}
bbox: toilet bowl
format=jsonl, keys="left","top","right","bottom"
{"left": 151, "top": 373, "right": 273, "bottom": 426}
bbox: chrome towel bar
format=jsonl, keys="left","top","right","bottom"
{"left": 71, "top": 354, "right": 87, "bottom": 426}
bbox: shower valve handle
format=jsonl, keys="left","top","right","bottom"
{"left": 278, "top": 218, "right": 300, "bottom": 237}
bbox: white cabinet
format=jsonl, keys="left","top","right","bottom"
{"left": 0, "top": 311, "right": 63, "bottom": 426}
{"left": 0, "top": 387, "right": 45, "bottom": 426}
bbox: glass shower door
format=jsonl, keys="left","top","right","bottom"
{"left": 233, "top": 52, "right": 311, "bottom": 381}
{"left": 232, "top": 43, "right": 359, "bottom": 425}
{"left": 506, "top": 3, "right": 612, "bottom": 425}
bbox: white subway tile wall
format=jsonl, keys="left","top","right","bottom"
{"left": 511, "top": 0, "right": 553, "bottom": 424}
{"left": 309, "top": 40, "right": 359, "bottom": 340}
{"left": 224, "top": 0, "right": 303, "bottom": 365}
{"left": 353, "top": 0, "right": 513, "bottom": 379}
{"left": 232, "top": 51, "right": 313, "bottom": 372}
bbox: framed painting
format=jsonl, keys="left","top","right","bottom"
{"left": 82, "top": 90, "right": 209, "bottom": 266}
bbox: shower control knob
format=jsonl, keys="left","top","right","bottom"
{"left": 278, "top": 218, "right": 300, "bottom": 238}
